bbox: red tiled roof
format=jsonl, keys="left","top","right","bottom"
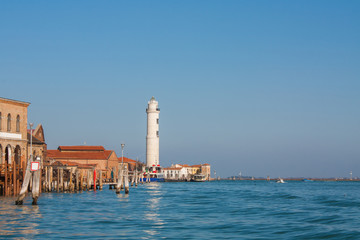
{"left": 58, "top": 146, "right": 105, "bottom": 151}
{"left": 178, "top": 164, "right": 190, "bottom": 167}
{"left": 191, "top": 165, "right": 202, "bottom": 168}
{"left": 47, "top": 148, "right": 113, "bottom": 160}
{"left": 118, "top": 157, "right": 137, "bottom": 163}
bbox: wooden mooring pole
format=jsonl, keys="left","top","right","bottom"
{"left": 116, "top": 167, "right": 123, "bottom": 194}
{"left": 124, "top": 167, "right": 129, "bottom": 194}
{"left": 13, "top": 161, "right": 16, "bottom": 196}
{"left": 80, "top": 170, "right": 84, "bottom": 191}
{"left": 57, "top": 168, "right": 60, "bottom": 192}
{"left": 135, "top": 170, "right": 138, "bottom": 187}
{"left": 99, "top": 170, "right": 103, "bottom": 190}
{"left": 15, "top": 158, "right": 31, "bottom": 205}
{"left": 15, "top": 156, "right": 41, "bottom": 205}
{"left": 75, "top": 170, "right": 80, "bottom": 191}
{"left": 32, "top": 165, "right": 40, "bottom": 205}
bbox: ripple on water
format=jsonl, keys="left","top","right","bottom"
{"left": 1, "top": 181, "right": 360, "bottom": 239}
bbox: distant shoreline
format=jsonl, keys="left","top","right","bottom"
{"left": 213, "top": 178, "right": 360, "bottom": 182}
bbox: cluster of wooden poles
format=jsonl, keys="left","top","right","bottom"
{"left": 41, "top": 166, "right": 104, "bottom": 192}
{"left": 113, "top": 165, "right": 152, "bottom": 194}
{"left": 0, "top": 162, "right": 23, "bottom": 196}
{"left": 15, "top": 157, "right": 40, "bottom": 205}
{"left": 14, "top": 159, "right": 155, "bottom": 205}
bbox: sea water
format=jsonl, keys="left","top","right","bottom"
{"left": 0, "top": 181, "right": 359, "bottom": 239}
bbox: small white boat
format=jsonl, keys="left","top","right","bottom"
{"left": 276, "top": 178, "right": 285, "bottom": 183}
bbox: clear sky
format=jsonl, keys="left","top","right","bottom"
{"left": 1, "top": 1, "right": 359, "bottom": 178}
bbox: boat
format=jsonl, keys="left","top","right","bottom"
{"left": 141, "top": 166, "right": 165, "bottom": 182}
{"left": 276, "top": 178, "right": 285, "bottom": 183}
{"left": 303, "top": 179, "right": 313, "bottom": 182}
{"left": 142, "top": 172, "right": 165, "bottom": 182}
{"left": 191, "top": 174, "right": 206, "bottom": 182}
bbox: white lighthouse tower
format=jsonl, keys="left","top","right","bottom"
{"left": 146, "top": 96, "right": 160, "bottom": 168}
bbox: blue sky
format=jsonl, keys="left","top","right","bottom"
{"left": 1, "top": 1, "right": 359, "bottom": 178}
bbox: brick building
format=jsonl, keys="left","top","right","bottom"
{"left": 0, "top": 97, "right": 48, "bottom": 196}
{"left": 28, "top": 124, "right": 47, "bottom": 163}
{"left": 0, "top": 97, "right": 30, "bottom": 169}
{"left": 47, "top": 146, "right": 119, "bottom": 179}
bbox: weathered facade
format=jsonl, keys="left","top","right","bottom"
{"left": 201, "top": 164, "right": 211, "bottom": 181}
{"left": 0, "top": 97, "right": 30, "bottom": 196}
{"left": 169, "top": 163, "right": 211, "bottom": 181}
{"left": 0, "top": 97, "right": 30, "bottom": 167}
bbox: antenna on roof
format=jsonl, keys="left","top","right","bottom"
{"left": 84, "top": 141, "right": 87, "bottom": 145}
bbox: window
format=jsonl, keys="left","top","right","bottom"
{"left": 157, "top": 119, "right": 159, "bottom": 124}
{"left": 7, "top": 114, "right": 11, "bottom": 132}
{"left": 16, "top": 115, "right": 20, "bottom": 132}
{"left": 156, "top": 131, "right": 159, "bottom": 137}
{"left": 0, "top": 112, "right": 2, "bottom": 130}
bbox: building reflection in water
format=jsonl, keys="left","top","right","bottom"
{"left": 142, "top": 183, "right": 164, "bottom": 239}
{"left": 0, "top": 199, "right": 41, "bottom": 237}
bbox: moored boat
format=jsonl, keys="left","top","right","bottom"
{"left": 142, "top": 172, "right": 165, "bottom": 182}
{"left": 191, "top": 174, "right": 206, "bottom": 182}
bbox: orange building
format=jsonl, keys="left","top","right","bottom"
{"left": 47, "top": 146, "right": 119, "bottom": 179}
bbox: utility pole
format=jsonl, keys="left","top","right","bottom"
{"left": 29, "top": 123, "right": 33, "bottom": 161}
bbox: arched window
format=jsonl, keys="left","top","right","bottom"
{"left": 0, "top": 112, "right": 2, "bottom": 131}
{"left": 16, "top": 115, "right": 20, "bottom": 132}
{"left": 15, "top": 145, "right": 21, "bottom": 165}
{"left": 7, "top": 114, "right": 11, "bottom": 132}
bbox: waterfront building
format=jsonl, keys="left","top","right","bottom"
{"left": 163, "top": 167, "right": 188, "bottom": 180}
{"left": 189, "top": 165, "right": 202, "bottom": 175}
{"left": 170, "top": 163, "right": 211, "bottom": 181}
{"left": 146, "top": 97, "right": 160, "bottom": 169}
{"left": 200, "top": 164, "right": 211, "bottom": 181}
{"left": 0, "top": 97, "right": 30, "bottom": 196}
{"left": 163, "top": 167, "right": 181, "bottom": 180}
{"left": 173, "top": 164, "right": 193, "bottom": 175}
{"left": 189, "top": 164, "right": 211, "bottom": 180}
{"left": 0, "top": 97, "right": 30, "bottom": 169}
{"left": 47, "top": 146, "right": 119, "bottom": 179}
{"left": 0, "top": 97, "right": 48, "bottom": 196}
